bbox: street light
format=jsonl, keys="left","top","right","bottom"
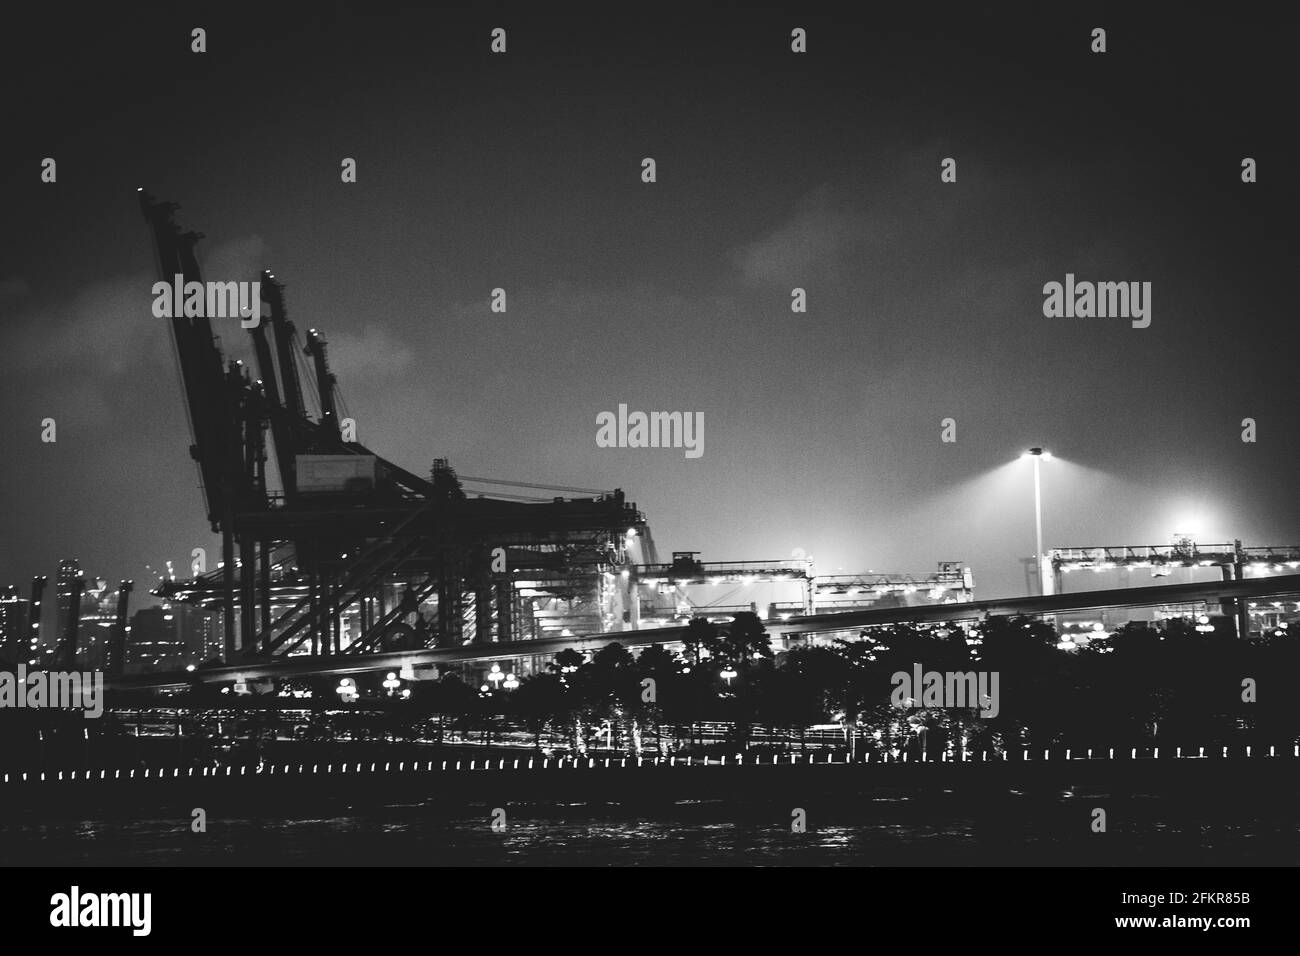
{"left": 487, "top": 663, "right": 505, "bottom": 690}
{"left": 1021, "top": 447, "right": 1053, "bottom": 595}
{"left": 720, "top": 667, "right": 737, "bottom": 687}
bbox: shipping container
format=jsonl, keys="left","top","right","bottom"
{"left": 295, "top": 455, "right": 377, "bottom": 494}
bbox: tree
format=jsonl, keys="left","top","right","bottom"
{"left": 550, "top": 648, "right": 585, "bottom": 674}
{"left": 427, "top": 675, "right": 478, "bottom": 746}
{"left": 548, "top": 649, "right": 592, "bottom": 755}
{"left": 724, "top": 612, "right": 773, "bottom": 667}
{"left": 588, "top": 643, "right": 652, "bottom": 756}
{"left": 634, "top": 643, "right": 682, "bottom": 753}
{"left": 510, "top": 673, "right": 566, "bottom": 751}
{"left": 717, "top": 612, "right": 773, "bottom": 750}
{"left": 682, "top": 617, "right": 718, "bottom": 666}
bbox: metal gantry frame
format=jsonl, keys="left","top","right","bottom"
{"left": 620, "top": 556, "right": 974, "bottom": 625}
{"left": 141, "top": 192, "right": 646, "bottom": 666}
{"left": 1051, "top": 540, "right": 1300, "bottom": 637}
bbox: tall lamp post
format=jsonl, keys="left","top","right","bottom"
{"left": 1021, "top": 447, "right": 1053, "bottom": 595}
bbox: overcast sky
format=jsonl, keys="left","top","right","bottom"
{"left": 2, "top": 2, "right": 1297, "bottom": 604}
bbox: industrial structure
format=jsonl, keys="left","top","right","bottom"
{"left": 136, "top": 191, "right": 986, "bottom": 684}
{"left": 140, "top": 191, "right": 651, "bottom": 672}
{"left": 128, "top": 193, "right": 1300, "bottom": 696}
{"left": 1050, "top": 538, "right": 1300, "bottom": 638}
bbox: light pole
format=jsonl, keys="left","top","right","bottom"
{"left": 1022, "top": 447, "right": 1052, "bottom": 595}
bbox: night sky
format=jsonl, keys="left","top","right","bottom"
{"left": 3, "top": 2, "right": 1297, "bottom": 606}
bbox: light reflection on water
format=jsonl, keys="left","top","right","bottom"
{"left": 2, "top": 793, "right": 1296, "bottom": 866}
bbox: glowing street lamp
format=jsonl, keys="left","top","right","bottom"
{"left": 720, "top": 667, "right": 737, "bottom": 687}
{"left": 487, "top": 663, "right": 505, "bottom": 690}
{"left": 503, "top": 672, "right": 519, "bottom": 690}
{"left": 1020, "top": 447, "right": 1053, "bottom": 595}
{"left": 383, "top": 671, "right": 402, "bottom": 696}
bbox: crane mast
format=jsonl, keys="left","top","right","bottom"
{"left": 303, "top": 329, "right": 341, "bottom": 442}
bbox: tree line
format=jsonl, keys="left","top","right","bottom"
{"left": 393, "top": 611, "right": 1298, "bottom": 757}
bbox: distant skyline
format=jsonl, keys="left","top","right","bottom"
{"left": 3, "top": 3, "right": 1297, "bottom": 603}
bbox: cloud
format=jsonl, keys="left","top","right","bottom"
{"left": 5, "top": 273, "right": 163, "bottom": 375}
{"left": 325, "top": 325, "right": 415, "bottom": 379}
{"left": 0, "top": 236, "right": 269, "bottom": 379}
{"left": 731, "top": 185, "right": 869, "bottom": 286}
{"left": 198, "top": 235, "right": 268, "bottom": 285}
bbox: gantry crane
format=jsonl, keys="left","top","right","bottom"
{"left": 140, "top": 192, "right": 646, "bottom": 666}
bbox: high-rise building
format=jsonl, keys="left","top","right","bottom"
{"left": 49, "top": 560, "right": 127, "bottom": 670}
{"left": 194, "top": 610, "right": 223, "bottom": 664}
{"left": 126, "top": 603, "right": 220, "bottom": 673}
{"left": 53, "top": 558, "right": 83, "bottom": 657}
{"left": 0, "top": 585, "right": 29, "bottom": 663}
{"left": 76, "top": 578, "right": 119, "bottom": 671}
